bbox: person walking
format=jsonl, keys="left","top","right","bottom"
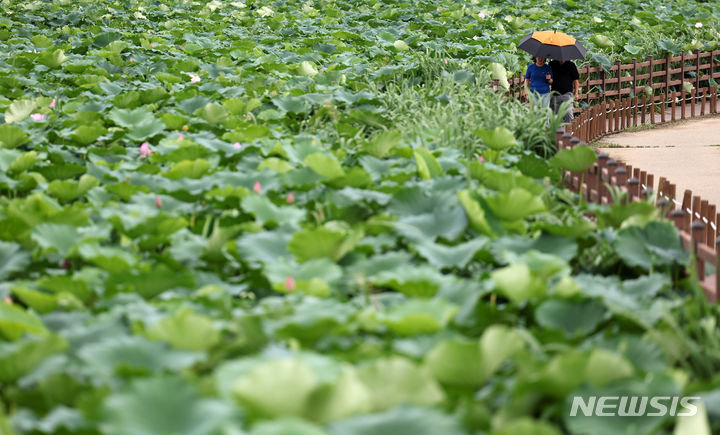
{"left": 523, "top": 57, "right": 553, "bottom": 107}
{"left": 549, "top": 59, "right": 579, "bottom": 123}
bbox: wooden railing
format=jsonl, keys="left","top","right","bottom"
{"left": 566, "top": 85, "right": 719, "bottom": 142}
{"left": 554, "top": 131, "right": 720, "bottom": 302}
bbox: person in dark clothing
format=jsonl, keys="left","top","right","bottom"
{"left": 549, "top": 59, "right": 580, "bottom": 123}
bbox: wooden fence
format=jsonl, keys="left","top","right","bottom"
{"left": 566, "top": 85, "right": 720, "bottom": 142}
{"left": 554, "top": 131, "right": 720, "bottom": 302}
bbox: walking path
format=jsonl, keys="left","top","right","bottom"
{"left": 595, "top": 115, "right": 720, "bottom": 208}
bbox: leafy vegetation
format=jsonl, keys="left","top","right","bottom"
{"left": 1, "top": 0, "right": 720, "bottom": 434}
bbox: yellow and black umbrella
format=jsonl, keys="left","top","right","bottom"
{"left": 517, "top": 31, "right": 586, "bottom": 61}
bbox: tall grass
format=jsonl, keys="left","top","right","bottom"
{"left": 369, "top": 52, "right": 566, "bottom": 158}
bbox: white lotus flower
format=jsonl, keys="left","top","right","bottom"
{"left": 695, "top": 22, "right": 703, "bottom": 28}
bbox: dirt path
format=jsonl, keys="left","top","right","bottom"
{"left": 596, "top": 116, "right": 720, "bottom": 208}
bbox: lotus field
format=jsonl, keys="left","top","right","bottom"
{"left": 1, "top": 0, "right": 720, "bottom": 434}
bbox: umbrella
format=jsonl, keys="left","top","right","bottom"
{"left": 517, "top": 30, "right": 586, "bottom": 61}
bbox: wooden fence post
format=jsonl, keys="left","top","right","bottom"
{"left": 681, "top": 88, "right": 687, "bottom": 119}
{"left": 640, "top": 94, "right": 646, "bottom": 124}
{"left": 616, "top": 59, "right": 622, "bottom": 99}
{"left": 708, "top": 204, "right": 717, "bottom": 247}
{"left": 671, "top": 209, "right": 685, "bottom": 230}
{"left": 633, "top": 95, "right": 638, "bottom": 127}
{"left": 665, "top": 52, "right": 671, "bottom": 97}
{"left": 596, "top": 152, "right": 608, "bottom": 202}
{"left": 695, "top": 49, "right": 701, "bottom": 91}
{"left": 682, "top": 189, "right": 693, "bottom": 231}
{"left": 671, "top": 91, "right": 677, "bottom": 121}
{"left": 691, "top": 88, "right": 696, "bottom": 117}
{"left": 628, "top": 177, "right": 640, "bottom": 201}
{"left": 692, "top": 220, "right": 706, "bottom": 278}
{"left": 632, "top": 57, "right": 638, "bottom": 99}
{"left": 555, "top": 127, "right": 565, "bottom": 149}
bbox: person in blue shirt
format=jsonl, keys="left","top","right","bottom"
{"left": 523, "top": 57, "right": 553, "bottom": 107}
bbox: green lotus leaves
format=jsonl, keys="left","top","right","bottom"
{"left": 70, "top": 123, "right": 108, "bottom": 146}
{"left": 425, "top": 338, "right": 485, "bottom": 387}
{"left": 304, "top": 152, "right": 346, "bottom": 180}
{"left": 329, "top": 406, "right": 466, "bottom": 435}
{"left": 288, "top": 226, "right": 363, "bottom": 263}
{"left": 37, "top": 49, "right": 68, "bottom": 68}
{"left": 47, "top": 175, "right": 100, "bottom": 202}
{"left": 300, "top": 61, "right": 319, "bottom": 77}
{"left": 488, "top": 63, "right": 510, "bottom": 91}
{"left": 356, "top": 357, "right": 445, "bottom": 411}
{"left": 103, "top": 376, "right": 240, "bottom": 435}
{"left": 363, "top": 129, "right": 402, "bottom": 158}
{"left": 198, "top": 103, "right": 229, "bottom": 125}
{"left": 381, "top": 298, "right": 459, "bottom": 335}
{"left": 535, "top": 298, "right": 607, "bottom": 337}
{"left": 413, "top": 148, "right": 444, "bottom": 179}
{"left": 231, "top": 355, "right": 370, "bottom": 421}
{"left": 0, "top": 303, "right": 47, "bottom": 341}
{"left": 614, "top": 221, "right": 687, "bottom": 270}
{"left": 393, "top": 40, "right": 410, "bottom": 51}
{"left": 474, "top": 126, "right": 518, "bottom": 150}
{"left": 0, "top": 333, "right": 67, "bottom": 383}
{"left": 0, "top": 241, "right": 30, "bottom": 281}
{"left": 165, "top": 159, "right": 212, "bottom": 180}
{"left": 108, "top": 107, "right": 165, "bottom": 140}
{"left": 549, "top": 146, "right": 597, "bottom": 172}
{"left": 145, "top": 307, "right": 220, "bottom": 351}
{"left": 243, "top": 195, "right": 305, "bottom": 228}
{"left": 0, "top": 125, "right": 29, "bottom": 148}
{"left": 4, "top": 100, "right": 37, "bottom": 124}
{"left": 31, "top": 223, "right": 82, "bottom": 257}
{"left": 491, "top": 263, "right": 545, "bottom": 303}
{"left": 486, "top": 187, "right": 546, "bottom": 221}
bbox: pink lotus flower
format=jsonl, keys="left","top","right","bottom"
{"left": 179, "top": 45, "right": 184, "bottom": 50}
{"left": 190, "top": 75, "right": 200, "bottom": 83}
{"left": 233, "top": 142, "right": 242, "bottom": 149}
{"left": 30, "top": 113, "right": 45, "bottom": 121}
{"left": 286, "top": 192, "right": 294, "bottom": 204}
{"left": 139, "top": 142, "right": 153, "bottom": 157}
{"left": 4, "top": 296, "right": 12, "bottom": 305}
{"left": 151, "top": 43, "right": 156, "bottom": 47}
{"left": 155, "top": 196, "right": 162, "bottom": 208}
{"left": 284, "top": 276, "right": 296, "bottom": 291}
{"left": 478, "top": 12, "right": 486, "bottom": 19}
{"left": 129, "top": 57, "right": 134, "bottom": 62}
{"left": 147, "top": 29, "right": 151, "bottom": 34}
{"left": 478, "top": 156, "right": 485, "bottom": 162}
{"left": 178, "top": 134, "right": 184, "bottom": 141}
{"left": 253, "top": 181, "right": 262, "bottom": 194}
{"left": 444, "top": 59, "right": 448, "bottom": 65}
{"left": 49, "top": 98, "right": 56, "bottom": 108}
